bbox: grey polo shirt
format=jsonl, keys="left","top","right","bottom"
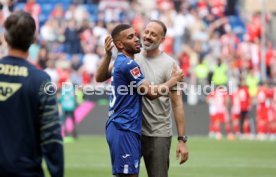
{"left": 135, "top": 51, "right": 178, "bottom": 137}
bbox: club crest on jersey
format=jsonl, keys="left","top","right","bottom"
{"left": 130, "top": 67, "right": 141, "bottom": 79}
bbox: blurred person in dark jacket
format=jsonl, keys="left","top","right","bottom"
{"left": 0, "top": 11, "right": 64, "bottom": 177}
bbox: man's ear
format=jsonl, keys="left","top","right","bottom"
{"left": 161, "top": 36, "right": 165, "bottom": 43}
{"left": 4, "top": 33, "right": 9, "bottom": 44}
{"left": 115, "top": 41, "right": 124, "bottom": 50}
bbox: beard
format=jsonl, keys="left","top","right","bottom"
{"left": 142, "top": 41, "right": 159, "bottom": 51}
{"left": 125, "top": 47, "right": 141, "bottom": 54}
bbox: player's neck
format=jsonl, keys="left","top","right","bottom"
{"left": 8, "top": 48, "right": 29, "bottom": 59}
{"left": 123, "top": 52, "right": 134, "bottom": 60}
{"left": 143, "top": 48, "right": 160, "bottom": 58}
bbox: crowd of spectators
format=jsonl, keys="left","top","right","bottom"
{"left": 0, "top": 0, "right": 274, "bottom": 88}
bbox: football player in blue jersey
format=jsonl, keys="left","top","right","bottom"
{"left": 96, "top": 24, "right": 183, "bottom": 177}
{"left": 0, "top": 11, "right": 63, "bottom": 177}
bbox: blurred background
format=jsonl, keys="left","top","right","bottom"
{"left": 1, "top": 0, "right": 276, "bottom": 177}
{"left": 1, "top": 0, "right": 276, "bottom": 139}
{"left": 1, "top": 0, "right": 276, "bottom": 138}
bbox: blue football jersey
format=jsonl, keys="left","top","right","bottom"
{"left": 0, "top": 56, "right": 63, "bottom": 177}
{"left": 107, "top": 53, "right": 145, "bottom": 135}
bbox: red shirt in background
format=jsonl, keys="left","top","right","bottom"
{"left": 237, "top": 86, "right": 250, "bottom": 112}
{"left": 178, "top": 52, "right": 190, "bottom": 77}
{"left": 265, "top": 47, "right": 275, "bottom": 66}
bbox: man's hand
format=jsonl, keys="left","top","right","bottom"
{"left": 95, "top": 35, "right": 114, "bottom": 82}
{"left": 105, "top": 35, "right": 114, "bottom": 57}
{"left": 176, "top": 141, "right": 189, "bottom": 164}
{"left": 171, "top": 64, "right": 184, "bottom": 82}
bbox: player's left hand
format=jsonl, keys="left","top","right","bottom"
{"left": 176, "top": 141, "right": 189, "bottom": 164}
{"left": 171, "top": 64, "right": 184, "bottom": 82}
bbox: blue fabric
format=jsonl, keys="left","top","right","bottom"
{"left": 106, "top": 122, "right": 141, "bottom": 175}
{"left": 106, "top": 53, "right": 145, "bottom": 135}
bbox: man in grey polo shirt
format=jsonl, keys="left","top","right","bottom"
{"left": 96, "top": 20, "right": 189, "bottom": 177}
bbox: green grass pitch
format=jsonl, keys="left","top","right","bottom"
{"left": 44, "top": 136, "right": 276, "bottom": 177}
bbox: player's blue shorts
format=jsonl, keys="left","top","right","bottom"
{"left": 106, "top": 122, "right": 141, "bottom": 175}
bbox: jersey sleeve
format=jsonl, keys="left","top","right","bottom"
{"left": 38, "top": 74, "right": 64, "bottom": 177}
{"left": 120, "top": 60, "right": 145, "bottom": 87}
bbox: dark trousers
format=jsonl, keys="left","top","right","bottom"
{"left": 141, "top": 135, "right": 172, "bottom": 177}
{"left": 239, "top": 111, "right": 248, "bottom": 134}
{"left": 63, "top": 110, "right": 77, "bottom": 138}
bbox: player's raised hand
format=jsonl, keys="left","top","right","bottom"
{"left": 105, "top": 35, "right": 114, "bottom": 57}
{"left": 171, "top": 64, "right": 184, "bottom": 82}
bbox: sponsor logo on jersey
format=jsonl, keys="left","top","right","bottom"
{"left": 130, "top": 67, "right": 141, "bottom": 79}
{"left": 0, "top": 64, "right": 28, "bottom": 77}
{"left": 0, "top": 82, "right": 22, "bottom": 101}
